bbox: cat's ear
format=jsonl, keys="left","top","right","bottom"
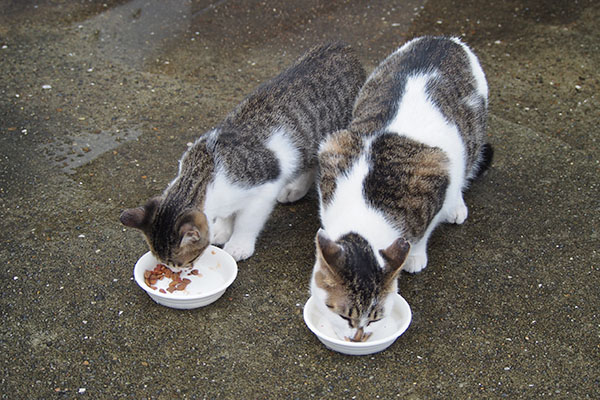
{"left": 316, "top": 229, "right": 342, "bottom": 266}
{"left": 119, "top": 197, "right": 160, "bottom": 232}
{"left": 380, "top": 238, "right": 410, "bottom": 286}
{"left": 180, "top": 225, "right": 202, "bottom": 247}
{"left": 177, "top": 210, "right": 209, "bottom": 249}
{"left": 316, "top": 228, "right": 345, "bottom": 276}
{"left": 314, "top": 229, "right": 345, "bottom": 289}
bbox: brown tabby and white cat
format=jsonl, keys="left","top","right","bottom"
{"left": 121, "top": 43, "right": 366, "bottom": 263}
{"left": 311, "top": 36, "right": 493, "bottom": 341}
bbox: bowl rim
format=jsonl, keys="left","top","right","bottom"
{"left": 133, "top": 246, "right": 238, "bottom": 301}
{"left": 303, "top": 293, "right": 411, "bottom": 348}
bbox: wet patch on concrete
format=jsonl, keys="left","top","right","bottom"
{"left": 75, "top": 0, "right": 193, "bottom": 71}
{"left": 39, "top": 127, "right": 143, "bottom": 174}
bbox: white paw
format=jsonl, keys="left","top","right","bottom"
{"left": 403, "top": 252, "right": 428, "bottom": 273}
{"left": 276, "top": 184, "right": 307, "bottom": 203}
{"left": 211, "top": 217, "right": 233, "bottom": 245}
{"left": 276, "top": 172, "right": 314, "bottom": 203}
{"left": 223, "top": 240, "right": 255, "bottom": 261}
{"left": 445, "top": 202, "right": 468, "bottom": 225}
{"left": 212, "top": 230, "right": 231, "bottom": 246}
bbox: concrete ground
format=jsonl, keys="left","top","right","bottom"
{"left": 1, "top": 0, "right": 598, "bottom": 398}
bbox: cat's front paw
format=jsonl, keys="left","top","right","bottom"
{"left": 403, "top": 253, "right": 428, "bottom": 273}
{"left": 223, "top": 240, "right": 255, "bottom": 261}
{"left": 211, "top": 217, "right": 233, "bottom": 245}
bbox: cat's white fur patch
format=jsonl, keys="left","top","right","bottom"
{"left": 389, "top": 72, "right": 469, "bottom": 220}
{"left": 320, "top": 153, "right": 400, "bottom": 267}
{"left": 203, "top": 127, "right": 302, "bottom": 260}
{"left": 389, "top": 72, "right": 466, "bottom": 186}
{"left": 267, "top": 127, "right": 300, "bottom": 183}
{"left": 202, "top": 127, "right": 299, "bottom": 213}
{"left": 267, "top": 128, "right": 314, "bottom": 203}
{"left": 204, "top": 165, "right": 251, "bottom": 222}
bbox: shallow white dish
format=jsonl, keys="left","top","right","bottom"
{"left": 303, "top": 293, "right": 411, "bottom": 355}
{"left": 133, "top": 246, "right": 237, "bottom": 309}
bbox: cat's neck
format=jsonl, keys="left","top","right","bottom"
{"left": 163, "top": 140, "right": 216, "bottom": 211}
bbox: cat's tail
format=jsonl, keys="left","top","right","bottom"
{"left": 472, "top": 143, "right": 494, "bottom": 180}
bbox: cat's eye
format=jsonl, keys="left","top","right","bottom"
{"left": 367, "top": 318, "right": 382, "bottom": 326}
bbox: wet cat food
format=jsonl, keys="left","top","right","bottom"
{"left": 344, "top": 327, "right": 373, "bottom": 343}
{"left": 144, "top": 264, "right": 192, "bottom": 293}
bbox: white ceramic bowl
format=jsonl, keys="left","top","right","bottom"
{"left": 303, "top": 293, "right": 412, "bottom": 355}
{"left": 133, "top": 246, "right": 237, "bottom": 309}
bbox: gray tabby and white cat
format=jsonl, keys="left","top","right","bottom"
{"left": 311, "top": 36, "right": 493, "bottom": 341}
{"left": 120, "top": 43, "right": 365, "bottom": 263}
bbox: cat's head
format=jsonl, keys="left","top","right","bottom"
{"left": 120, "top": 197, "right": 210, "bottom": 267}
{"left": 311, "top": 229, "right": 410, "bottom": 341}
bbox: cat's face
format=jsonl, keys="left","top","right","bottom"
{"left": 311, "top": 229, "right": 410, "bottom": 341}
{"left": 120, "top": 197, "right": 210, "bottom": 267}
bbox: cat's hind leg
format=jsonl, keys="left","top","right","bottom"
{"left": 403, "top": 215, "right": 442, "bottom": 273}
{"left": 276, "top": 169, "right": 316, "bottom": 203}
{"left": 440, "top": 174, "right": 468, "bottom": 224}
{"left": 442, "top": 193, "right": 468, "bottom": 225}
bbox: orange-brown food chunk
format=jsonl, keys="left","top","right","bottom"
{"left": 144, "top": 264, "right": 192, "bottom": 293}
